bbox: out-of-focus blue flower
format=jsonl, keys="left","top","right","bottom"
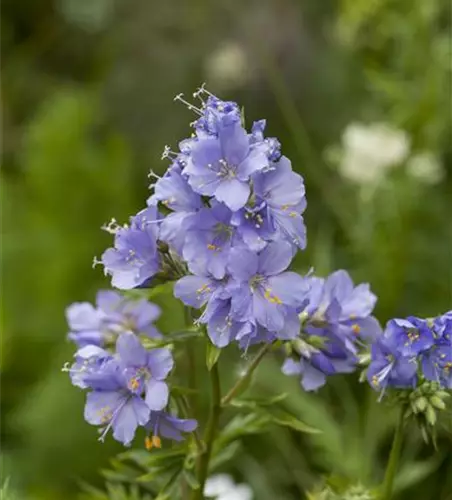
{"left": 66, "top": 290, "right": 161, "bottom": 347}
{"left": 302, "top": 270, "right": 381, "bottom": 343}
{"left": 145, "top": 411, "right": 197, "bottom": 449}
{"left": 281, "top": 270, "right": 381, "bottom": 391}
{"left": 183, "top": 120, "right": 269, "bottom": 211}
{"left": 100, "top": 206, "right": 161, "bottom": 289}
{"left": 228, "top": 242, "right": 309, "bottom": 334}
{"left": 65, "top": 344, "right": 111, "bottom": 389}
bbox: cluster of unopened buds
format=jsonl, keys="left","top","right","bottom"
{"left": 63, "top": 87, "right": 450, "bottom": 489}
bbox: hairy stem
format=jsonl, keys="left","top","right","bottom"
{"left": 191, "top": 362, "right": 221, "bottom": 500}
{"left": 382, "top": 406, "right": 406, "bottom": 500}
{"left": 221, "top": 343, "right": 272, "bottom": 406}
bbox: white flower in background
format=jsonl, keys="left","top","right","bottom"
{"left": 204, "top": 474, "right": 254, "bottom": 500}
{"left": 204, "top": 41, "right": 250, "bottom": 91}
{"left": 337, "top": 122, "right": 410, "bottom": 184}
{"left": 406, "top": 151, "right": 445, "bottom": 185}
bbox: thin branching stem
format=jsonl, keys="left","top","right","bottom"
{"left": 221, "top": 343, "right": 273, "bottom": 406}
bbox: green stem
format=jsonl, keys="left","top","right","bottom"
{"left": 191, "top": 362, "right": 221, "bottom": 500}
{"left": 184, "top": 307, "right": 200, "bottom": 416}
{"left": 221, "top": 343, "right": 272, "bottom": 406}
{"left": 381, "top": 406, "right": 406, "bottom": 500}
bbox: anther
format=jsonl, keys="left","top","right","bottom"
{"left": 173, "top": 93, "right": 203, "bottom": 115}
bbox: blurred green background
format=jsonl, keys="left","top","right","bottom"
{"left": 2, "top": 0, "right": 451, "bottom": 499}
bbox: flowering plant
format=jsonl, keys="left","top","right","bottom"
{"left": 63, "top": 86, "right": 450, "bottom": 500}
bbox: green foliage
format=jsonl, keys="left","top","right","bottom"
{"left": 206, "top": 343, "right": 222, "bottom": 371}
{"left": 2, "top": 1, "right": 451, "bottom": 499}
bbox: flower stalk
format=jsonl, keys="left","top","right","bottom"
{"left": 381, "top": 406, "right": 406, "bottom": 500}
{"left": 191, "top": 361, "right": 222, "bottom": 500}
{"left": 221, "top": 343, "right": 273, "bottom": 406}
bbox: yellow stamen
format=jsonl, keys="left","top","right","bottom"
{"left": 207, "top": 243, "right": 220, "bottom": 251}
{"left": 289, "top": 211, "right": 297, "bottom": 218}
{"left": 264, "top": 288, "right": 282, "bottom": 305}
{"left": 129, "top": 377, "right": 140, "bottom": 391}
{"left": 145, "top": 435, "right": 162, "bottom": 450}
{"left": 371, "top": 375, "right": 379, "bottom": 388}
{"left": 352, "top": 324, "right": 361, "bottom": 335}
{"left": 196, "top": 284, "right": 211, "bottom": 295}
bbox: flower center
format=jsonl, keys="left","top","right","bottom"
{"left": 249, "top": 275, "right": 282, "bottom": 304}
{"left": 217, "top": 158, "right": 237, "bottom": 179}
{"left": 405, "top": 327, "right": 420, "bottom": 344}
{"left": 127, "top": 367, "right": 150, "bottom": 393}
{"left": 207, "top": 223, "right": 233, "bottom": 251}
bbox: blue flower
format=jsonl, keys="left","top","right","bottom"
{"left": 252, "top": 156, "right": 307, "bottom": 249}
{"left": 281, "top": 270, "right": 381, "bottom": 391}
{"left": 282, "top": 350, "right": 335, "bottom": 392}
{"left": 389, "top": 317, "right": 434, "bottom": 357}
{"left": 367, "top": 333, "right": 418, "bottom": 392}
{"left": 145, "top": 411, "right": 198, "bottom": 449}
{"left": 83, "top": 357, "right": 151, "bottom": 446}
{"left": 101, "top": 206, "right": 161, "bottom": 289}
{"left": 191, "top": 93, "right": 241, "bottom": 137}
{"left": 228, "top": 242, "right": 309, "bottom": 334}
{"left": 148, "top": 167, "right": 202, "bottom": 254}
{"left": 182, "top": 203, "right": 239, "bottom": 279}
{"left": 116, "top": 333, "right": 173, "bottom": 411}
{"left": 421, "top": 312, "right": 452, "bottom": 388}
{"left": 203, "top": 298, "right": 253, "bottom": 348}
{"left": 250, "top": 119, "right": 281, "bottom": 161}
{"left": 66, "top": 290, "right": 161, "bottom": 347}
{"left": 183, "top": 120, "right": 269, "bottom": 211}
{"left": 65, "top": 344, "right": 111, "bottom": 389}
{"left": 302, "top": 270, "right": 382, "bottom": 343}
{"left": 81, "top": 333, "right": 173, "bottom": 446}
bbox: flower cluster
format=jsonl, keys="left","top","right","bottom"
{"left": 64, "top": 295, "right": 196, "bottom": 446}
{"left": 367, "top": 311, "right": 452, "bottom": 394}
{"left": 97, "top": 86, "right": 309, "bottom": 351}
{"left": 282, "top": 270, "right": 381, "bottom": 391}
{"left": 65, "top": 86, "right": 315, "bottom": 449}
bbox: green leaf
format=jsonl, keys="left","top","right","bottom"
{"left": 240, "top": 106, "right": 246, "bottom": 127}
{"left": 218, "top": 413, "right": 271, "bottom": 443}
{"left": 266, "top": 409, "right": 321, "bottom": 434}
{"left": 210, "top": 441, "right": 242, "bottom": 470}
{"left": 154, "top": 467, "right": 183, "bottom": 500}
{"left": 395, "top": 457, "right": 444, "bottom": 493}
{"left": 206, "top": 343, "right": 221, "bottom": 370}
{"left": 183, "top": 468, "right": 200, "bottom": 490}
{"left": 229, "top": 393, "right": 288, "bottom": 409}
